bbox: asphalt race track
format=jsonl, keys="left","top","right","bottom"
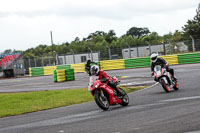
{"left": 0, "top": 63, "right": 200, "bottom": 133}
{"left": 0, "top": 67, "right": 153, "bottom": 93}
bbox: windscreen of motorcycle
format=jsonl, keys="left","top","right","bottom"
{"left": 88, "top": 76, "right": 98, "bottom": 90}
{"left": 154, "top": 65, "right": 162, "bottom": 77}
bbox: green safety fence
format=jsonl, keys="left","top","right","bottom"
{"left": 125, "top": 57, "right": 151, "bottom": 69}
{"left": 178, "top": 53, "right": 200, "bottom": 64}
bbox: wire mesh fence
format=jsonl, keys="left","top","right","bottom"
{"left": 23, "top": 39, "right": 200, "bottom": 74}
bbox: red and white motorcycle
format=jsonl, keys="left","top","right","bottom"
{"left": 153, "top": 65, "right": 179, "bottom": 92}
{"left": 88, "top": 76, "right": 129, "bottom": 110}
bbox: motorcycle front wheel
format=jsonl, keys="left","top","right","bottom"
{"left": 118, "top": 88, "right": 129, "bottom": 106}
{"left": 94, "top": 91, "right": 109, "bottom": 111}
{"left": 160, "top": 78, "right": 170, "bottom": 93}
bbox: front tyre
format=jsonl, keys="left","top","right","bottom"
{"left": 160, "top": 78, "right": 170, "bottom": 93}
{"left": 118, "top": 88, "right": 129, "bottom": 106}
{"left": 94, "top": 91, "right": 109, "bottom": 110}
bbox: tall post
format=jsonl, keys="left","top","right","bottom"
{"left": 50, "top": 31, "right": 54, "bottom": 55}
{"left": 126, "top": 43, "right": 131, "bottom": 58}
{"left": 42, "top": 57, "right": 44, "bottom": 66}
{"left": 167, "top": 39, "right": 172, "bottom": 55}
{"left": 106, "top": 46, "right": 111, "bottom": 60}
{"left": 136, "top": 44, "right": 139, "bottom": 57}
{"left": 98, "top": 51, "right": 101, "bottom": 61}
{"left": 50, "top": 31, "right": 56, "bottom": 65}
{"left": 47, "top": 53, "right": 51, "bottom": 66}
{"left": 34, "top": 57, "right": 37, "bottom": 67}
{"left": 146, "top": 41, "right": 151, "bottom": 56}
{"left": 53, "top": 51, "right": 57, "bottom": 65}
{"left": 64, "top": 55, "right": 67, "bottom": 64}
{"left": 88, "top": 47, "right": 93, "bottom": 61}
{"left": 28, "top": 58, "right": 31, "bottom": 67}
{"left": 163, "top": 42, "right": 166, "bottom": 55}
{"left": 190, "top": 35, "right": 195, "bottom": 52}
{"left": 70, "top": 49, "right": 75, "bottom": 64}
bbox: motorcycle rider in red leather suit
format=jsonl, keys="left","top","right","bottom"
{"left": 90, "top": 65, "right": 125, "bottom": 96}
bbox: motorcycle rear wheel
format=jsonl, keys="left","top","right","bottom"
{"left": 173, "top": 81, "right": 179, "bottom": 90}
{"left": 160, "top": 78, "right": 170, "bottom": 93}
{"left": 94, "top": 91, "right": 109, "bottom": 111}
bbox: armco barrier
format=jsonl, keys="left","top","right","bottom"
{"left": 178, "top": 53, "right": 200, "bottom": 64}
{"left": 159, "top": 55, "right": 178, "bottom": 65}
{"left": 71, "top": 63, "right": 85, "bottom": 73}
{"left": 100, "top": 59, "right": 125, "bottom": 70}
{"left": 125, "top": 57, "right": 150, "bottom": 69}
{"left": 44, "top": 66, "right": 57, "bottom": 76}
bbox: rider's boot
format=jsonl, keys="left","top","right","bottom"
{"left": 172, "top": 76, "right": 177, "bottom": 81}
{"left": 116, "top": 88, "right": 126, "bottom": 96}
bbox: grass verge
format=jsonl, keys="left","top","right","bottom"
{"left": 0, "top": 86, "right": 146, "bottom": 118}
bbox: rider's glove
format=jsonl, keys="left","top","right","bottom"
{"left": 109, "top": 79, "right": 115, "bottom": 84}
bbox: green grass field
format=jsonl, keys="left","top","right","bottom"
{"left": 0, "top": 86, "right": 146, "bottom": 118}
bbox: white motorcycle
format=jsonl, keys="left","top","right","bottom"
{"left": 153, "top": 65, "right": 179, "bottom": 92}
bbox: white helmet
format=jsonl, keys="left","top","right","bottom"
{"left": 150, "top": 53, "right": 158, "bottom": 62}
{"left": 90, "top": 65, "right": 99, "bottom": 76}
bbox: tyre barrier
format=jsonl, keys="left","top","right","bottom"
{"left": 125, "top": 57, "right": 150, "bottom": 69}
{"left": 66, "top": 68, "right": 75, "bottom": 81}
{"left": 30, "top": 67, "right": 44, "bottom": 77}
{"left": 57, "top": 65, "right": 71, "bottom": 70}
{"left": 178, "top": 53, "right": 200, "bottom": 64}
{"left": 53, "top": 68, "right": 75, "bottom": 82}
{"left": 29, "top": 68, "right": 32, "bottom": 76}
{"left": 100, "top": 59, "right": 125, "bottom": 70}
{"left": 44, "top": 66, "right": 57, "bottom": 76}
{"left": 71, "top": 63, "right": 85, "bottom": 73}
{"left": 29, "top": 52, "right": 200, "bottom": 77}
{"left": 159, "top": 55, "right": 178, "bottom": 65}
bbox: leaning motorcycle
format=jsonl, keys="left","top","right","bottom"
{"left": 88, "top": 76, "right": 129, "bottom": 110}
{"left": 153, "top": 65, "right": 179, "bottom": 92}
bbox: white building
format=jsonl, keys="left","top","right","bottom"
{"left": 122, "top": 43, "right": 188, "bottom": 59}
{"left": 57, "top": 52, "right": 100, "bottom": 65}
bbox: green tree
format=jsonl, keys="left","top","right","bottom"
{"left": 182, "top": 7, "right": 200, "bottom": 39}
{"left": 142, "top": 32, "right": 162, "bottom": 45}
{"left": 126, "top": 27, "right": 150, "bottom": 38}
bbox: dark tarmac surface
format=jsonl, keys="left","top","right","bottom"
{"left": 0, "top": 63, "right": 200, "bottom": 133}
{"left": 0, "top": 68, "right": 154, "bottom": 93}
